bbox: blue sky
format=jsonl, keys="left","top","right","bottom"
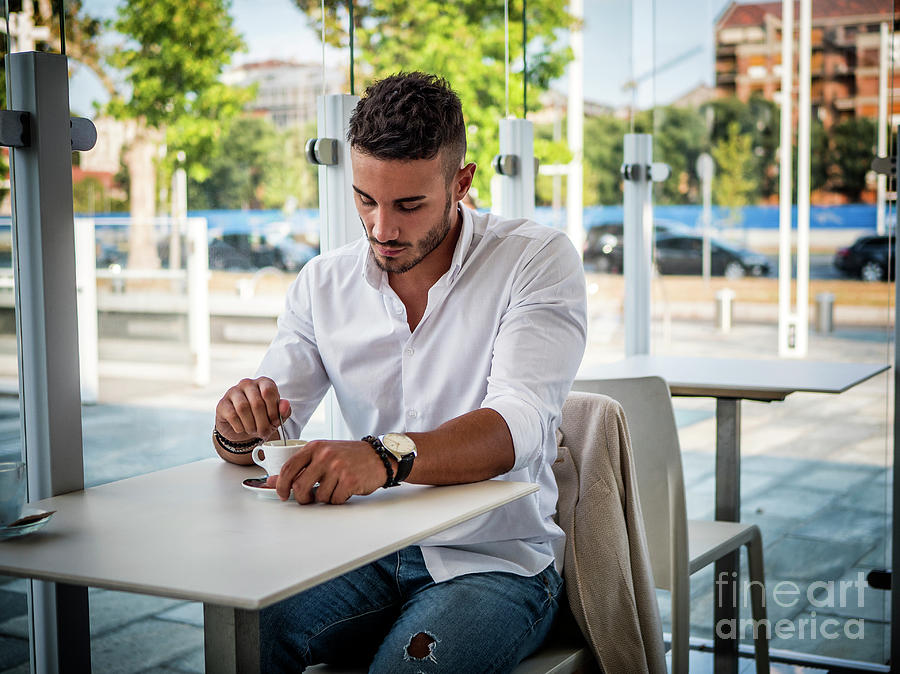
{"left": 69, "top": 0, "right": 733, "bottom": 116}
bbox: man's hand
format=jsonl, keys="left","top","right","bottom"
{"left": 272, "top": 440, "right": 389, "bottom": 505}
{"left": 215, "top": 377, "right": 291, "bottom": 443}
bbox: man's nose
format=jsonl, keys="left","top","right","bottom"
{"left": 370, "top": 209, "right": 399, "bottom": 243}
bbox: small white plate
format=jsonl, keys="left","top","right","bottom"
{"left": 0, "top": 507, "right": 54, "bottom": 540}
{"left": 242, "top": 477, "right": 285, "bottom": 500}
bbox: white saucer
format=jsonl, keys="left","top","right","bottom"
{"left": 242, "top": 477, "right": 285, "bottom": 500}
{"left": 0, "top": 507, "right": 54, "bottom": 540}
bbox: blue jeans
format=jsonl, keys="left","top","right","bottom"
{"left": 260, "top": 545, "right": 563, "bottom": 673}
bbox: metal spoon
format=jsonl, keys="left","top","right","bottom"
{"left": 278, "top": 411, "right": 287, "bottom": 446}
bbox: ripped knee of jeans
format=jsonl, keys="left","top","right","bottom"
{"left": 404, "top": 631, "right": 438, "bottom": 662}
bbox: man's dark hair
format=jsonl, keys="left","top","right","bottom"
{"left": 348, "top": 72, "right": 467, "bottom": 183}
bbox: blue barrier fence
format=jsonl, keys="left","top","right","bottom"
{"left": 82, "top": 203, "right": 883, "bottom": 237}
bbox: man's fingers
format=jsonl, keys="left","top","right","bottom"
{"left": 216, "top": 399, "right": 247, "bottom": 437}
{"left": 257, "top": 378, "right": 283, "bottom": 428}
{"left": 276, "top": 448, "right": 312, "bottom": 500}
{"left": 315, "top": 474, "right": 338, "bottom": 504}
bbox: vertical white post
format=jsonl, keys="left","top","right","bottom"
{"left": 73, "top": 218, "right": 98, "bottom": 404}
{"left": 567, "top": 0, "right": 585, "bottom": 257}
{"left": 187, "top": 217, "right": 210, "bottom": 387}
{"left": 795, "top": 0, "right": 811, "bottom": 358}
{"left": 317, "top": 94, "right": 359, "bottom": 440}
{"left": 623, "top": 134, "right": 653, "bottom": 356}
{"left": 8, "top": 50, "right": 90, "bottom": 673}
{"left": 778, "top": 0, "right": 795, "bottom": 357}
{"left": 877, "top": 22, "right": 889, "bottom": 236}
{"left": 496, "top": 118, "right": 535, "bottom": 220}
{"left": 169, "top": 166, "right": 186, "bottom": 273}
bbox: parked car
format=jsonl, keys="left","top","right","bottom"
{"left": 833, "top": 234, "right": 895, "bottom": 282}
{"left": 583, "top": 220, "right": 687, "bottom": 272}
{"left": 654, "top": 234, "right": 771, "bottom": 278}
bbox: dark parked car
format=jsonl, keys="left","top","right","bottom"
{"left": 583, "top": 220, "right": 685, "bottom": 272}
{"left": 654, "top": 234, "right": 770, "bottom": 278}
{"left": 834, "top": 234, "right": 895, "bottom": 282}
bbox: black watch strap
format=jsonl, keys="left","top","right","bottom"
{"left": 362, "top": 436, "right": 398, "bottom": 488}
{"left": 394, "top": 453, "right": 414, "bottom": 484}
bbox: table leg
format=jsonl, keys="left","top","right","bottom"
{"left": 714, "top": 398, "right": 741, "bottom": 674}
{"left": 203, "top": 604, "right": 260, "bottom": 674}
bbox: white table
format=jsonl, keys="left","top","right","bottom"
{"left": 0, "top": 458, "right": 538, "bottom": 673}
{"left": 576, "top": 355, "right": 889, "bottom": 674}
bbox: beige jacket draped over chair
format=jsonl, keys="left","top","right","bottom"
{"left": 553, "top": 391, "right": 667, "bottom": 673}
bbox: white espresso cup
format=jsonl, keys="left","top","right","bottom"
{"left": 252, "top": 439, "right": 307, "bottom": 476}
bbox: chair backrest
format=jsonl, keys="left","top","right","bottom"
{"left": 572, "top": 376, "right": 688, "bottom": 593}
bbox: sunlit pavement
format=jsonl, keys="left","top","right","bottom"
{"left": 0, "top": 314, "right": 893, "bottom": 672}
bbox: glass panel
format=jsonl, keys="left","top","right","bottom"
{"left": 68, "top": 0, "right": 330, "bottom": 668}
{"left": 645, "top": 0, "right": 894, "bottom": 666}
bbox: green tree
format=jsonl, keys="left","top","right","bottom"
{"left": 711, "top": 121, "right": 757, "bottom": 223}
{"left": 582, "top": 114, "right": 628, "bottom": 206}
{"left": 105, "top": 0, "right": 248, "bottom": 267}
{"left": 634, "top": 106, "right": 708, "bottom": 205}
{"left": 830, "top": 117, "right": 876, "bottom": 200}
{"left": 292, "top": 0, "right": 574, "bottom": 204}
{"left": 189, "top": 118, "right": 319, "bottom": 210}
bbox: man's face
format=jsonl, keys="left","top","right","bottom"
{"left": 351, "top": 149, "right": 457, "bottom": 274}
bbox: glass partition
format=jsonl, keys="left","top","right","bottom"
{"left": 643, "top": 0, "right": 894, "bottom": 667}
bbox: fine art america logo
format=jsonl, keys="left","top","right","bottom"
{"left": 715, "top": 572, "right": 867, "bottom": 640}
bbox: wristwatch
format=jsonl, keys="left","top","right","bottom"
{"left": 379, "top": 433, "right": 417, "bottom": 484}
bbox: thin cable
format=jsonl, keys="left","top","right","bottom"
{"left": 348, "top": 0, "right": 354, "bottom": 96}
{"left": 504, "top": 0, "right": 509, "bottom": 118}
{"left": 522, "top": 0, "right": 527, "bottom": 117}
{"left": 321, "top": 0, "right": 326, "bottom": 97}
{"left": 56, "top": 0, "right": 65, "bottom": 55}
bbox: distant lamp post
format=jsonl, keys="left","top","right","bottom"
{"left": 696, "top": 152, "right": 715, "bottom": 284}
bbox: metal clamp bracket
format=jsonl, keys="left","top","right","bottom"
{"left": 621, "top": 162, "right": 670, "bottom": 183}
{"left": 0, "top": 110, "right": 30, "bottom": 148}
{"left": 492, "top": 154, "right": 541, "bottom": 177}
{"left": 71, "top": 117, "right": 97, "bottom": 152}
{"left": 305, "top": 138, "right": 339, "bottom": 166}
{"left": 0, "top": 112, "right": 96, "bottom": 152}
{"left": 871, "top": 155, "right": 895, "bottom": 178}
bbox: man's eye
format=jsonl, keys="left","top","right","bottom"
{"left": 398, "top": 204, "right": 420, "bottom": 212}
{"left": 359, "top": 198, "right": 376, "bottom": 207}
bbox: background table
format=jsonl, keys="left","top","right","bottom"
{"left": 576, "top": 355, "right": 888, "bottom": 674}
{"left": 0, "top": 458, "right": 538, "bottom": 673}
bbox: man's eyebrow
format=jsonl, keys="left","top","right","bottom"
{"left": 352, "top": 186, "right": 428, "bottom": 204}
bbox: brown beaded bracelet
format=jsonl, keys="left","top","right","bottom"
{"left": 362, "top": 435, "right": 397, "bottom": 488}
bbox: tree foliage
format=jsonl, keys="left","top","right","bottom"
{"left": 711, "top": 121, "right": 758, "bottom": 219}
{"left": 188, "top": 118, "right": 319, "bottom": 210}
{"left": 106, "top": 0, "right": 250, "bottom": 182}
{"left": 829, "top": 117, "right": 876, "bottom": 199}
{"left": 291, "top": 0, "right": 574, "bottom": 202}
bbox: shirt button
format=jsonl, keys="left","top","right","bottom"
{"left": 407, "top": 409, "right": 418, "bottom": 418}
{"left": 405, "top": 347, "right": 415, "bottom": 357}
{"left": 394, "top": 301, "right": 404, "bottom": 314}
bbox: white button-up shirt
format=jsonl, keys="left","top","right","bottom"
{"left": 256, "top": 207, "right": 587, "bottom": 581}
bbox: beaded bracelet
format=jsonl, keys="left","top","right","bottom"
{"left": 362, "top": 435, "right": 397, "bottom": 488}
{"left": 213, "top": 428, "right": 262, "bottom": 455}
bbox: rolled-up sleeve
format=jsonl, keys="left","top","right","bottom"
{"left": 480, "top": 233, "right": 588, "bottom": 472}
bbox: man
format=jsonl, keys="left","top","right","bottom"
{"left": 214, "top": 72, "right": 587, "bottom": 672}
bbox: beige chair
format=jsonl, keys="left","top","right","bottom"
{"left": 573, "top": 375, "right": 769, "bottom": 673}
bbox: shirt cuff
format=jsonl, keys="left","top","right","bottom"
{"left": 481, "top": 396, "right": 543, "bottom": 472}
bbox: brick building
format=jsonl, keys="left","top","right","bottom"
{"left": 715, "top": 0, "right": 899, "bottom": 128}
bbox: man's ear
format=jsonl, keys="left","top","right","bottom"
{"left": 453, "top": 162, "right": 477, "bottom": 202}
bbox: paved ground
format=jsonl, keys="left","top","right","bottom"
{"left": 0, "top": 307, "right": 893, "bottom": 672}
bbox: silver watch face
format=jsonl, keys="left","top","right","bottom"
{"left": 382, "top": 433, "right": 416, "bottom": 458}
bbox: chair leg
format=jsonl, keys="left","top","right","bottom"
{"left": 671, "top": 574, "right": 691, "bottom": 673}
{"left": 746, "top": 531, "right": 770, "bottom": 674}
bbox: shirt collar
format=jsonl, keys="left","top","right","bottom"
{"left": 361, "top": 204, "right": 475, "bottom": 291}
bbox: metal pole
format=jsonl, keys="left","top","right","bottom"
{"left": 7, "top": 50, "right": 89, "bottom": 674}
{"left": 73, "top": 218, "right": 98, "bottom": 404}
{"left": 566, "top": 0, "right": 584, "bottom": 257}
{"left": 317, "top": 94, "right": 359, "bottom": 440}
{"left": 187, "top": 217, "right": 210, "bottom": 387}
{"left": 777, "top": 0, "right": 795, "bottom": 357}
{"left": 877, "top": 22, "right": 888, "bottom": 236}
{"left": 892, "top": 121, "right": 900, "bottom": 674}
{"left": 623, "top": 134, "right": 653, "bottom": 357}
{"left": 795, "top": 0, "right": 811, "bottom": 358}
{"left": 496, "top": 118, "right": 536, "bottom": 220}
